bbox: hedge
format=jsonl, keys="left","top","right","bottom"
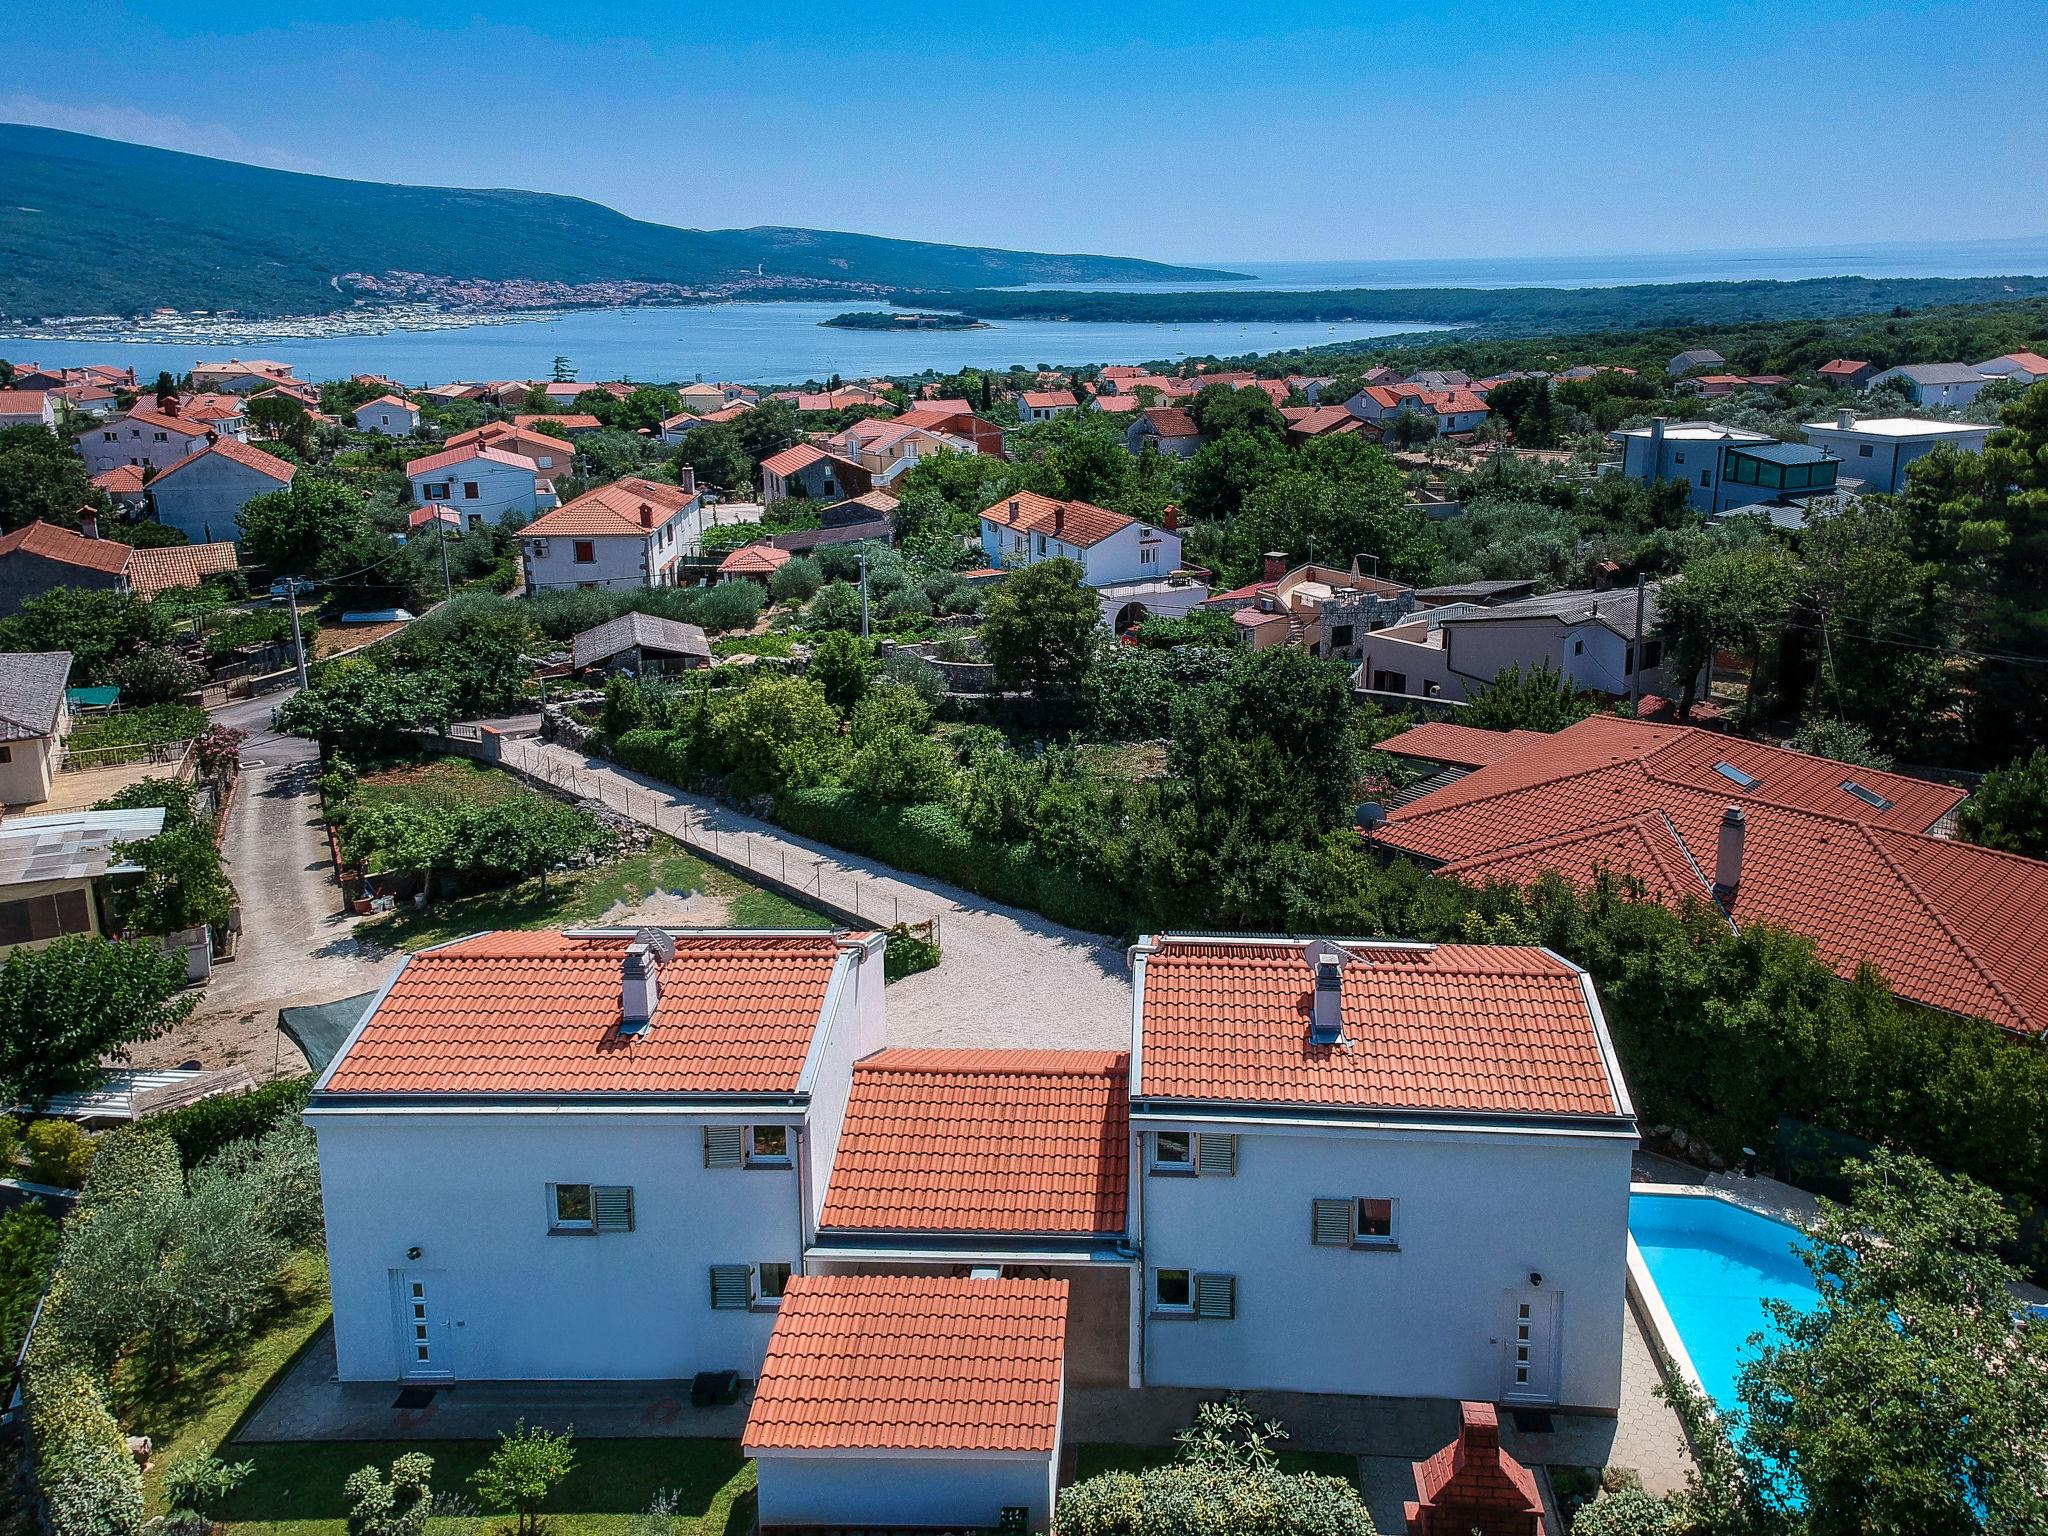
{"left": 154, "top": 1077, "right": 311, "bottom": 1169}
{"left": 776, "top": 787, "right": 1130, "bottom": 935}
{"left": 0, "top": 1202, "right": 57, "bottom": 1365}
{"left": 23, "top": 1322, "right": 142, "bottom": 1536}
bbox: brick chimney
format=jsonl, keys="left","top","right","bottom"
{"left": 1007, "top": 497, "right": 1020, "bottom": 523}
{"left": 1714, "top": 804, "right": 1746, "bottom": 901}
{"left": 639, "top": 503, "right": 655, "bottom": 529}
{"left": 1053, "top": 502, "right": 1065, "bottom": 538}
{"left": 1163, "top": 503, "right": 1179, "bottom": 532}
{"left": 1402, "top": 1402, "right": 1542, "bottom": 1536}
{"left": 1263, "top": 550, "right": 1288, "bottom": 581}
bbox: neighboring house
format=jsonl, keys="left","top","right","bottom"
{"left": 1090, "top": 394, "right": 1141, "bottom": 416}
{"left": 1126, "top": 408, "right": 1204, "bottom": 459}
{"left": 1973, "top": 351, "right": 2048, "bottom": 386}
{"left": 1665, "top": 348, "right": 1724, "bottom": 377}
{"left": 77, "top": 406, "right": 212, "bottom": 474}
{"left": 768, "top": 492, "right": 898, "bottom": 554}
{"left": 674, "top": 382, "right": 727, "bottom": 414}
{"left": 190, "top": 359, "right": 298, "bottom": 393}
{"left": 1358, "top": 583, "right": 1680, "bottom": 704}
{"left": 1407, "top": 369, "right": 1473, "bottom": 390}
{"left": 1130, "top": 934, "right": 1634, "bottom": 1410}
{"left": 1200, "top": 556, "right": 1415, "bottom": 663}
{"left": 443, "top": 424, "right": 574, "bottom": 479}
{"left": 406, "top": 507, "right": 465, "bottom": 541}
{"left": 745, "top": 1276, "right": 1069, "bottom": 1534}
{"left": 1017, "top": 390, "right": 1078, "bottom": 423}
{"left": 51, "top": 382, "right": 120, "bottom": 417}
{"left": 514, "top": 413, "right": 604, "bottom": 436}
{"left": 0, "top": 651, "right": 73, "bottom": 808}
{"left": 148, "top": 437, "right": 296, "bottom": 545}
{"left": 977, "top": 492, "right": 1181, "bottom": 589}
{"left": 405, "top": 444, "right": 559, "bottom": 527}
{"left": 894, "top": 407, "right": 1006, "bottom": 457}
{"left": 176, "top": 393, "right": 252, "bottom": 439}
{"left": 0, "top": 806, "right": 164, "bottom": 954}
{"left": 1376, "top": 714, "right": 2048, "bottom": 1035}
{"left": 350, "top": 396, "right": 421, "bottom": 436}
{"left": 0, "top": 521, "right": 133, "bottom": 615}
{"left": 1864, "top": 363, "right": 1991, "bottom": 408}
{"left": 126, "top": 541, "right": 240, "bottom": 600}
{"left": 1800, "top": 412, "right": 1994, "bottom": 493}
{"left": 308, "top": 929, "right": 888, "bottom": 1383}
{"left": 1281, "top": 405, "right": 1363, "bottom": 444}
{"left": 719, "top": 543, "right": 792, "bottom": 582}
{"left": 90, "top": 464, "right": 149, "bottom": 513}
{"left": 569, "top": 612, "right": 710, "bottom": 675}
{"left": 0, "top": 390, "right": 57, "bottom": 429}
{"left": 827, "top": 420, "right": 973, "bottom": 484}
{"left": 759, "top": 444, "right": 873, "bottom": 505}
{"left": 1610, "top": 419, "right": 1839, "bottom": 516}
{"left": 516, "top": 475, "right": 704, "bottom": 592}
{"left": 1816, "top": 359, "right": 1874, "bottom": 388}
{"left": 1346, "top": 387, "right": 1488, "bottom": 436}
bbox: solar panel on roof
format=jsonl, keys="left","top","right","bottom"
{"left": 1839, "top": 779, "right": 1896, "bottom": 811}
{"left": 1713, "top": 761, "right": 1761, "bottom": 789}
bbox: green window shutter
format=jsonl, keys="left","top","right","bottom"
{"left": 1196, "top": 1133, "right": 1237, "bottom": 1177}
{"left": 1311, "top": 1198, "right": 1351, "bottom": 1246}
{"left": 594, "top": 1186, "right": 635, "bottom": 1232}
{"left": 704, "top": 1126, "right": 743, "bottom": 1169}
{"left": 1193, "top": 1273, "right": 1235, "bottom": 1320}
{"left": 709, "top": 1264, "right": 752, "bottom": 1309}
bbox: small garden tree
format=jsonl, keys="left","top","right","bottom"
{"left": 1462, "top": 662, "right": 1597, "bottom": 732}
{"left": 471, "top": 1421, "right": 575, "bottom": 1536}
{"left": 981, "top": 558, "right": 1100, "bottom": 710}
{"left": 0, "top": 937, "right": 193, "bottom": 1105}
{"left": 1958, "top": 746, "right": 2048, "bottom": 858}
{"left": 807, "top": 631, "right": 881, "bottom": 715}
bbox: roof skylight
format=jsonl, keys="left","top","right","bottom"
{"left": 1839, "top": 779, "right": 1895, "bottom": 811}
{"left": 1712, "top": 761, "right": 1761, "bottom": 790}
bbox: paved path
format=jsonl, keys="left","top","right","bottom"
{"left": 498, "top": 738, "right": 1134, "bottom": 1051}
{"left": 135, "top": 693, "right": 390, "bottom": 1076}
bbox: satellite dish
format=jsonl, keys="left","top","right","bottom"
{"left": 1355, "top": 802, "right": 1387, "bottom": 830}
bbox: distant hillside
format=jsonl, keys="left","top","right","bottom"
{"left": 0, "top": 125, "right": 1239, "bottom": 321}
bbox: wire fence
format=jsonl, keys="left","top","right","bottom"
{"left": 498, "top": 739, "right": 943, "bottom": 943}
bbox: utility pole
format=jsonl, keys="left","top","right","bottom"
{"left": 436, "top": 512, "right": 452, "bottom": 601}
{"left": 285, "top": 578, "right": 309, "bottom": 689}
{"left": 1628, "top": 573, "right": 1647, "bottom": 714}
{"left": 858, "top": 550, "right": 871, "bottom": 639}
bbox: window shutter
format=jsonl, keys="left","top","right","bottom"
{"left": 593, "top": 1186, "right": 635, "bottom": 1232}
{"left": 703, "top": 1127, "right": 743, "bottom": 1169}
{"left": 709, "top": 1264, "right": 752, "bottom": 1309}
{"left": 1193, "top": 1273, "right": 1236, "bottom": 1320}
{"left": 1311, "top": 1198, "right": 1352, "bottom": 1246}
{"left": 1196, "top": 1134, "right": 1237, "bottom": 1177}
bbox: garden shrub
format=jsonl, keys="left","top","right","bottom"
{"left": 74, "top": 1125, "right": 180, "bottom": 1212}
{"left": 153, "top": 1076, "right": 311, "bottom": 1169}
{"left": 882, "top": 924, "right": 941, "bottom": 981}
{"left": 1054, "top": 1464, "right": 1372, "bottom": 1536}
{"left": 163, "top": 1454, "right": 254, "bottom": 1520}
{"left": 23, "top": 1356, "right": 144, "bottom": 1536}
{"left": 0, "top": 1201, "right": 58, "bottom": 1363}
{"left": 1571, "top": 1486, "right": 1678, "bottom": 1536}
{"left": 23, "top": 1120, "right": 94, "bottom": 1189}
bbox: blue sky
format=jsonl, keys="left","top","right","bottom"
{"left": 11, "top": 0, "right": 2044, "bottom": 264}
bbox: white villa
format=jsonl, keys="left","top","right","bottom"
{"left": 351, "top": 395, "right": 421, "bottom": 436}
{"left": 516, "top": 475, "right": 705, "bottom": 592}
{"left": 1800, "top": 412, "right": 1994, "bottom": 494}
{"left": 405, "top": 443, "right": 560, "bottom": 527}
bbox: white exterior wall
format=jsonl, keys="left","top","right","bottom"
{"left": 79, "top": 418, "right": 209, "bottom": 474}
{"left": 149, "top": 458, "right": 288, "bottom": 545}
{"left": 355, "top": 406, "right": 419, "bottom": 436}
{"left": 1138, "top": 1122, "right": 1632, "bottom": 1410}
{"left": 313, "top": 1109, "right": 803, "bottom": 1382}
{"left": 522, "top": 533, "right": 663, "bottom": 592}
{"left": 409, "top": 458, "right": 546, "bottom": 526}
{"left": 1444, "top": 615, "right": 1679, "bottom": 702}
{"left": 977, "top": 519, "right": 1181, "bottom": 587}
{"left": 754, "top": 1449, "right": 1058, "bottom": 1533}
{"left": 1866, "top": 369, "right": 1989, "bottom": 408}
{"left": 1357, "top": 621, "right": 1459, "bottom": 700}
{"left": 796, "top": 941, "right": 887, "bottom": 1237}
{"left": 1802, "top": 423, "right": 1991, "bottom": 494}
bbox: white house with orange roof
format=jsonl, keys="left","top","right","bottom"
{"left": 759, "top": 444, "right": 873, "bottom": 505}
{"left": 78, "top": 404, "right": 213, "bottom": 474}
{"left": 350, "top": 395, "right": 421, "bottom": 436}
{"left": 1017, "top": 389, "right": 1079, "bottom": 423}
{"left": 977, "top": 492, "right": 1181, "bottom": 588}
{"left": 516, "top": 474, "right": 704, "bottom": 592}
{"left": 190, "top": 358, "right": 298, "bottom": 393}
{"left": 0, "top": 391, "right": 57, "bottom": 429}
{"left": 147, "top": 437, "right": 295, "bottom": 545}
{"left": 308, "top": 928, "right": 888, "bottom": 1384}
{"left": 1128, "top": 933, "right": 1636, "bottom": 1411}
{"left": 405, "top": 443, "right": 560, "bottom": 527}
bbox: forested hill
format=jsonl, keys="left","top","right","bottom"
{"left": 0, "top": 125, "right": 1239, "bottom": 321}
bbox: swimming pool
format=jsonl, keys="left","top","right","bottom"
{"left": 1628, "top": 1191, "right": 1821, "bottom": 1418}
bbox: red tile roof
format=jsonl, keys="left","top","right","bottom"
{"left": 1090, "top": 394, "right": 1142, "bottom": 414}
{"left": 353, "top": 394, "right": 415, "bottom": 414}
{"left": 759, "top": 442, "right": 849, "bottom": 478}
{"left": 514, "top": 413, "right": 602, "bottom": 430}
{"left": 978, "top": 490, "right": 1135, "bottom": 550}
{"left": 127, "top": 541, "right": 240, "bottom": 597}
{"left": 0, "top": 520, "right": 132, "bottom": 575}
{"left": 1284, "top": 405, "right": 1358, "bottom": 437}
{"left": 719, "top": 542, "right": 792, "bottom": 575}
{"left": 118, "top": 404, "right": 208, "bottom": 436}
{"left": 320, "top": 931, "right": 859, "bottom": 1095}
{"left": 1135, "top": 936, "right": 1622, "bottom": 1117}
{"left": 819, "top": 1050, "right": 1128, "bottom": 1235}
{"left": 1378, "top": 722, "right": 1556, "bottom": 770}
{"left": 520, "top": 477, "right": 696, "bottom": 539}
{"left": 91, "top": 465, "right": 146, "bottom": 495}
{"left": 1139, "top": 407, "right": 1200, "bottom": 438}
{"left": 405, "top": 443, "right": 543, "bottom": 478}
{"left": 153, "top": 436, "right": 296, "bottom": 484}
{"left": 1990, "top": 350, "right": 2048, "bottom": 373}
{"left": 1020, "top": 390, "right": 1078, "bottom": 409}
{"left": 744, "top": 1276, "right": 1068, "bottom": 1454}
{"left": 442, "top": 424, "right": 570, "bottom": 460}
{"left": 1375, "top": 716, "right": 2048, "bottom": 1033}
{"left": 1818, "top": 359, "right": 1871, "bottom": 376}
{"left": 0, "top": 390, "right": 52, "bottom": 415}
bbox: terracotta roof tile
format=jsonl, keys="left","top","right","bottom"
{"left": 977, "top": 491, "right": 1135, "bottom": 549}
{"left": 760, "top": 443, "right": 861, "bottom": 479}
{"left": 91, "top": 465, "right": 146, "bottom": 495}
{"left": 1378, "top": 722, "right": 1552, "bottom": 769}
{"left": 719, "top": 542, "right": 791, "bottom": 574}
{"left": 820, "top": 1050, "right": 1129, "bottom": 1235}
{"left": 405, "top": 443, "right": 544, "bottom": 477}
{"left": 1020, "top": 390, "right": 1078, "bottom": 409}
{"left": 0, "top": 521, "right": 133, "bottom": 575}
{"left": 744, "top": 1276, "right": 1068, "bottom": 1453}
{"left": 320, "top": 931, "right": 857, "bottom": 1095}
{"left": 153, "top": 436, "right": 296, "bottom": 484}
{"left": 127, "top": 541, "right": 240, "bottom": 597}
{"left": 1139, "top": 407, "right": 1200, "bottom": 438}
{"left": 1135, "top": 937, "right": 1620, "bottom": 1117}
{"left": 520, "top": 477, "right": 697, "bottom": 538}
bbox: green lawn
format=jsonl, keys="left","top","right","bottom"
{"left": 359, "top": 833, "right": 831, "bottom": 951}
{"left": 351, "top": 758, "right": 541, "bottom": 816}
{"left": 1069, "top": 1443, "right": 1361, "bottom": 1487}
{"left": 218, "top": 1437, "right": 755, "bottom": 1536}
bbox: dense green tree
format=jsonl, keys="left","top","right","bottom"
{"left": 0, "top": 587, "right": 170, "bottom": 686}
{"left": 1230, "top": 446, "right": 1436, "bottom": 584}
{"left": 0, "top": 425, "right": 110, "bottom": 533}
{"left": 1463, "top": 663, "right": 1598, "bottom": 731}
{"left": 277, "top": 658, "right": 454, "bottom": 747}
{"left": 715, "top": 673, "right": 844, "bottom": 797}
{"left": 1182, "top": 428, "right": 1288, "bottom": 525}
{"left": 237, "top": 475, "right": 384, "bottom": 580}
{"left": 1957, "top": 747, "right": 2048, "bottom": 858}
{"left": 247, "top": 394, "right": 314, "bottom": 453}
{"left": 0, "top": 937, "right": 193, "bottom": 1106}
{"left": 807, "top": 631, "right": 881, "bottom": 715}
{"left": 767, "top": 554, "right": 823, "bottom": 605}
{"left": 1785, "top": 716, "right": 1894, "bottom": 770}
{"left": 1655, "top": 545, "right": 1797, "bottom": 716}
{"left": 1186, "top": 382, "right": 1286, "bottom": 442}
{"left": 981, "top": 559, "right": 1100, "bottom": 708}
{"left": 471, "top": 1422, "right": 575, "bottom": 1536}
{"left": 735, "top": 398, "right": 803, "bottom": 467}
{"left": 671, "top": 422, "right": 752, "bottom": 492}
{"left": 110, "top": 824, "right": 233, "bottom": 935}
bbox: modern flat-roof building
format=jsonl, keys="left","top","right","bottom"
{"left": 1800, "top": 411, "right": 1994, "bottom": 493}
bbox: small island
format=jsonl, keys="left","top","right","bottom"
{"left": 822, "top": 310, "right": 989, "bottom": 331}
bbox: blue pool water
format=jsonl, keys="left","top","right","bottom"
{"left": 1628, "top": 1192, "right": 1821, "bottom": 1418}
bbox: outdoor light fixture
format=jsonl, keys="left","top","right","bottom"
{"left": 1528, "top": 1271, "right": 1543, "bottom": 1288}
{"left": 407, "top": 1246, "right": 423, "bottom": 1261}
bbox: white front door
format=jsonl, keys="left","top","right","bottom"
{"left": 395, "top": 1270, "right": 452, "bottom": 1379}
{"left": 1503, "top": 1289, "right": 1560, "bottom": 1403}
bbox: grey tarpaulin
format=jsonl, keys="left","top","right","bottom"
{"left": 279, "top": 992, "right": 379, "bottom": 1075}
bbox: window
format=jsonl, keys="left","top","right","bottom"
{"left": 1354, "top": 1197, "right": 1396, "bottom": 1245}
{"left": 1572, "top": 639, "right": 1584, "bottom": 656}
{"left": 1699, "top": 470, "right": 1711, "bottom": 488}
{"left": 1152, "top": 1131, "right": 1193, "bottom": 1171}
{"left": 709, "top": 1264, "right": 753, "bottom": 1310}
{"left": 1330, "top": 624, "right": 1354, "bottom": 649}
{"left": 0, "top": 746, "right": 10, "bottom": 763}
{"left": 1311, "top": 1197, "right": 1397, "bottom": 1247}
{"left": 1140, "top": 546, "right": 1157, "bottom": 566}
{"left": 1674, "top": 452, "right": 1686, "bottom": 465}
{"left": 549, "top": 1183, "right": 593, "bottom": 1231}
{"left": 1154, "top": 1269, "right": 1192, "bottom": 1313}
{"left": 101, "top": 431, "right": 115, "bottom": 443}
{"left": 1642, "top": 640, "right": 1662, "bottom": 669}
{"left": 747, "top": 1125, "right": 791, "bottom": 1167}
{"left": 1713, "top": 761, "right": 1761, "bottom": 790}
{"left": 1858, "top": 443, "right": 1874, "bottom": 457}
{"left": 757, "top": 1262, "right": 792, "bottom": 1305}
{"left": 462, "top": 481, "right": 480, "bottom": 499}
{"left": 425, "top": 483, "right": 448, "bottom": 500}
{"left": 572, "top": 540, "right": 596, "bottom": 564}
{"left": 153, "top": 431, "right": 167, "bottom": 442}
{"left": 0, "top": 891, "right": 92, "bottom": 948}
{"left": 1839, "top": 779, "right": 1895, "bottom": 811}
{"left": 703, "top": 1126, "right": 744, "bottom": 1168}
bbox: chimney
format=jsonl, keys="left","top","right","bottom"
{"left": 620, "top": 927, "right": 675, "bottom": 1033}
{"left": 79, "top": 512, "right": 99, "bottom": 541}
{"left": 639, "top": 503, "right": 655, "bottom": 529}
{"left": 1836, "top": 408, "right": 1853, "bottom": 430}
{"left": 1053, "top": 502, "right": 1066, "bottom": 538}
{"left": 1007, "top": 496, "right": 1020, "bottom": 523}
{"left": 1263, "top": 550, "right": 1288, "bottom": 582}
{"left": 1714, "top": 805, "right": 1746, "bottom": 900}
{"left": 1309, "top": 954, "right": 1345, "bottom": 1045}
{"left": 1649, "top": 416, "right": 1665, "bottom": 465}
{"left": 1163, "top": 502, "right": 1179, "bottom": 532}
{"left": 1458, "top": 1401, "right": 1501, "bottom": 1463}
